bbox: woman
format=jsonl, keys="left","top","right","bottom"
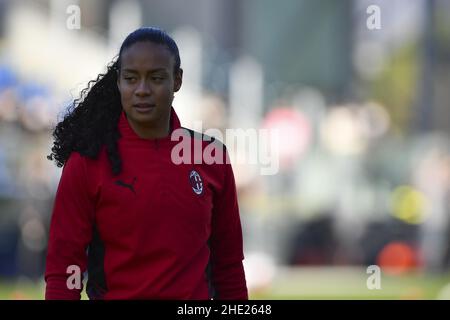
{"left": 45, "top": 27, "right": 248, "bottom": 300}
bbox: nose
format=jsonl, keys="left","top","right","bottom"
{"left": 135, "top": 79, "right": 151, "bottom": 96}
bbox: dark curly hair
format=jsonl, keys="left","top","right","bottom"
{"left": 47, "top": 27, "right": 181, "bottom": 175}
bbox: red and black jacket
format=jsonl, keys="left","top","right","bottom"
{"left": 45, "top": 107, "right": 248, "bottom": 300}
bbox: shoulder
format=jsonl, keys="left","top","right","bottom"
{"left": 60, "top": 151, "right": 104, "bottom": 196}
{"left": 64, "top": 151, "right": 85, "bottom": 169}
{"left": 177, "top": 127, "right": 227, "bottom": 151}
{"left": 172, "top": 127, "right": 230, "bottom": 171}
{"left": 64, "top": 148, "right": 107, "bottom": 175}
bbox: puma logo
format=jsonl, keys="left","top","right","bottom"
{"left": 115, "top": 177, "right": 137, "bottom": 195}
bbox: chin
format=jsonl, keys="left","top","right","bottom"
{"left": 132, "top": 111, "right": 159, "bottom": 123}
{"left": 126, "top": 105, "right": 153, "bottom": 116}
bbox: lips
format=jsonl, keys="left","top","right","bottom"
{"left": 133, "top": 103, "right": 155, "bottom": 109}
{"left": 133, "top": 103, "right": 156, "bottom": 112}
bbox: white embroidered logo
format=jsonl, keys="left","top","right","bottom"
{"left": 189, "top": 170, "right": 203, "bottom": 195}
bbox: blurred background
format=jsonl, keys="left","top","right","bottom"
{"left": 0, "top": 0, "right": 450, "bottom": 300}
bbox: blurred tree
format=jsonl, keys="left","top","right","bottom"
{"left": 370, "top": 44, "right": 419, "bottom": 134}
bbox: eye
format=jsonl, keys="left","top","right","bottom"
{"left": 124, "top": 76, "right": 137, "bottom": 82}
{"left": 152, "top": 76, "right": 164, "bottom": 82}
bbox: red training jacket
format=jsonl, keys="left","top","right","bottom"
{"left": 45, "top": 107, "right": 248, "bottom": 300}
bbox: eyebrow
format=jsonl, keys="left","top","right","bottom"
{"left": 121, "top": 68, "right": 168, "bottom": 74}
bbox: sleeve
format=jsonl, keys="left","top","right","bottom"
{"left": 44, "top": 152, "right": 96, "bottom": 300}
{"left": 209, "top": 152, "right": 248, "bottom": 300}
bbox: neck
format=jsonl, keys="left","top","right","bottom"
{"left": 126, "top": 114, "right": 171, "bottom": 140}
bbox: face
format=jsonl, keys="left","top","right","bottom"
{"left": 117, "top": 41, "right": 182, "bottom": 133}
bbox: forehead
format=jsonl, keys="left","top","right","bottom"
{"left": 120, "top": 41, "right": 174, "bottom": 71}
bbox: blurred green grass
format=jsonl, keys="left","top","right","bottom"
{"left": 0, "top": 278, "right": 88, "bottom": 300}
{"left": 250, "top": 267, "right": 450, "bottom": 300}
{"left": 1, "top": 267, "right": 450, "bottom": 300}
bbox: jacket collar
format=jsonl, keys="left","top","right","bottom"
{"left": 118, "top": 106, "right": 182, "bottom": 147}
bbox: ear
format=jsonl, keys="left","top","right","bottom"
{"left": 174, "top": 68, "right": 183, "bottom": 92}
